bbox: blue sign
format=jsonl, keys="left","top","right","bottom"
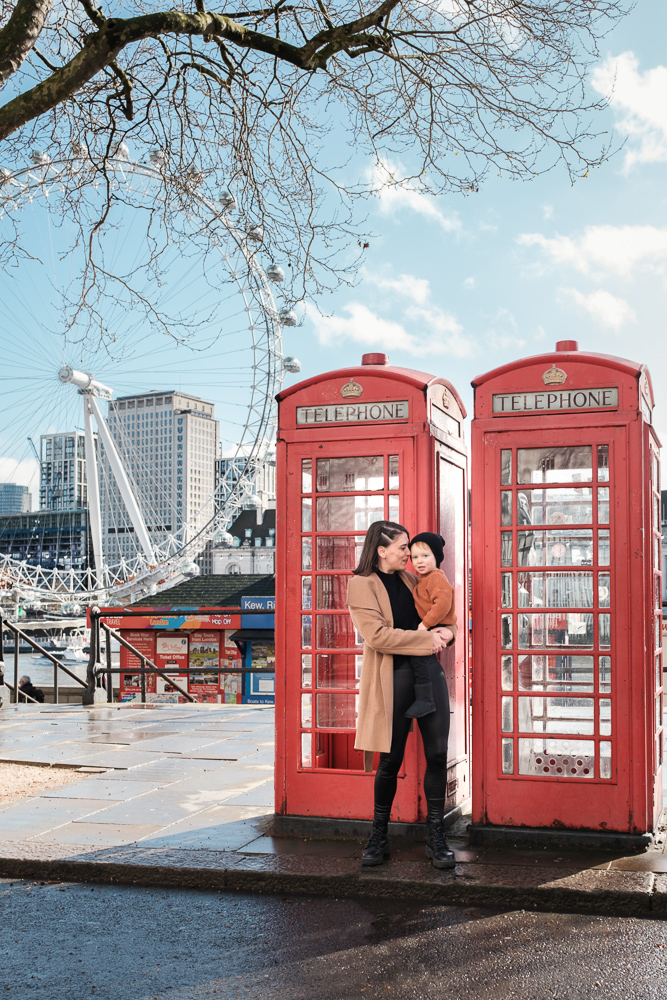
{"left": 241, "top": 596, "right": 275, "bottom": 611}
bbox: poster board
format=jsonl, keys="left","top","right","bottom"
{"left": 119, "top": 630, "right": 157, "bottom": 700}
{"left": 189, "top": 630, "right": 221, "bottom": 703}
{"left": 220, "top": 630, "right": 243, "bottom": 704}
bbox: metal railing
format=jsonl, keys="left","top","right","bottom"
{"left": 0, "top": 609, "right": 87, "bottom": 705}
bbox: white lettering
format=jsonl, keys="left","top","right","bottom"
{"left": 492, "top": 388, "right": 619, "bottom": 414}
{"left": 296, "top": 400, "right": 410, "bottom": 425}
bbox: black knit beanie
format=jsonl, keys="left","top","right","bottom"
{"left": 409, "top": 532, "right": 445, "bottom": 568}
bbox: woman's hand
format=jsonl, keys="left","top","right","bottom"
{"left": 432, "top": 627, "right": 454, "bottom": 646}
{"left": 431, "top": 631, "right": 448, "bottom": 652}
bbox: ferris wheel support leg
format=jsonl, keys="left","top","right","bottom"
{"left": 83, "top": 397, "right": 104, "bottom": 591}
{"left": 87, "top": 395, "right": 156, "bottom": 564}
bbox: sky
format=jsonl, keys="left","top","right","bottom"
{"left": 1, "top": 0, "right": 667, "bottom": 504}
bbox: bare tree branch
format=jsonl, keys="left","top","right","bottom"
{"left": 0, "top": 0, "right": 53, "bottom": 82}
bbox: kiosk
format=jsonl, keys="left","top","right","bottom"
{"left": 470, "top": 341, "right": 662, "bottom": 841}
{"left": 275, "top": 353, "right": 469, "bottom": 827}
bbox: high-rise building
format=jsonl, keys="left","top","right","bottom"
{"left": 0, "top": 483, "right": 31, "bottom": 514}
{"left": 0, "top": 508, "right": 91, "bottom": 570}
{"left": 39, "top": 432, "right": 89, "bottom": 510}
{"left": 103, "top": 391, "right": 219, "bottom": 564}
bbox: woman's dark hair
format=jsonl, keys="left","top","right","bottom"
{"left": 353, "top": 520, "right": 410, "bottom": 576}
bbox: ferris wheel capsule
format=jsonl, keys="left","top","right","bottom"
{"left": 267, "top": 264, "right": 285, "bottom": 283}
{"left": 71, "top": 142, "right": 88, "bottom": 160}
{"left": 186, "top": 166, "right": 204, "bottom": 187}
{"left": 30, "top": 150, "right": 50, "bottom": 166}
{"left": 114, "top": 143, "right": 130, "bottom": 160}
{"left": 279, "top": 308, "right": 297, "bottom": 327}
{"left": 149, "top": 149, "right": 167, "bottom": 166}
{"left": 247, "top": 225, "right": 264, "bottom": 243}
{"left": 283, "top": 356, "right": 302, "bottom": 373}
{"left": 219, "top": 189, "right": 236, "bottom": 210}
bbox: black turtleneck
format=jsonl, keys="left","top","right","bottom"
{"left": 376, "top": 570, "right": 421, "bottom": 632}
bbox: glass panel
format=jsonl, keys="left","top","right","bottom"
{"left": 317, "top": 495, "right": 384, "bottom": 531}
{"left": 302, "top": 459, "right": 312, "bottom": 492}
{"left": 657, "top": 692, "right": 662, "bottom": 732}
{"left": 316, "top": 456, "right": 383, "bottom": 492}
{"left": 301, "top": 733, "right": 312, "bottom": 768}
{"left": 302, "top": 498, "right": 312, "bottom": 531}
{"left": 598, "top": 531, "right": 610, "bottom": 566}
{"left": 316, "top": 614, "right": 357, "bottom": 649}
{"left": 389, "top": 455, "right": 399, "bottom": 490}
{"left": 316, "top": 693, "right": 358, "bottom": 729}
{"left": 518, "top": 697, "right": 595, "bottom": 735}
{"left": 518, "top": 529, "right": 594, "bottom": 567}
{"left": 501, "top": 614, "right": 513, "bottom": 648}
{"left": 302, "top": 537, "right": 312, "bottom": 570}
{"left": 518, "top": 572, "right": 593, "bottom": 608}
{"left": 598, "top": 573, "right": 610, "bottom": 608}
{"left": 599, "top": 656, "right": 611, "bottom": 693}
{"left": 654, "top": 496, "right": 661, "bottom": 533}
{"left": 598, "top": 487, "right": 609, "bottom": 524}
{"left": 517, "top": 613, "right": 594, "bottom": 648}
{"left": 523, "top": 488, "right": 593, "bottom": 526}
{"left": 317, "top": 535, "right": 365, "bottom": 570}
{"left": 599, "top": 741, "right": 612, "bottom": 779}
{"left": 302, "top": 576, "right": 312, "bottom": 610}
{"left": 500, "top": 450, "right": 512, "bottom": 486}
{"left": 502, "top": 738, "right": 514, "bottom": 774}
{"left": 519, "top": 738, "right": 595, "bottom": 777}
{"left": 600, "top": 698, "right": 611, "bottom": 736}
{"left": 301, "top": 615, "right": 312, "bottom": 648}
{"left": 597, "top": 445, "right": 609, "bottom": 482}
{"left": 501, "top": 573, "right": 512, "bottom": 608}
{"left": 501, "top": 491, "right": 512, "bottom": 526}
{"left": 501, "top": 655, "right": 513, "bottom": 690}
{"left": 656, "top": 577, "right": 662, "bottom": 613}
{"left": 657, "top": 653, "right": 662, "bottom": 691}
{"left": 388, "top": 495, "right": 399, "bottom": 522}
{"left": 501, "top": 696, "right": 513, "bottom": 733}
{"left": 316, "top": 653, "right": 361, "bottom": 689}
{"left": 301, "top": 654, "right": 312, "bottom": 688}
{"left": 517, "top": 446, "right": 592, "bottom": 485}
{"left": 518, "top": 654, "right": 594, "bottom": 692}
{"left": 501, "top": 532, "right": 512, "bottom": 566}
{"left": 655, "top": 536, "right": 660, "bottom": 569}
{"left": 599, "top": 614, "right": 611, "bottom": 650}
{"left": 316, "top": 575, "right": 348, "bottom": 610}
{"left": 301, "top": 693, "right": 312, "bottom": 727}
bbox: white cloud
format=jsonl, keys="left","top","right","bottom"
{"left": 541, "top": 204, "right": 554, "bottom": 220}
{"left": 365, "top": 271, "right": 431, "bottom": 305}
{"left": 370, "top": 161, "right": 461, "bottom": 233}
{"left": 463, "top": 276, "right": 475, "bottom": 290}
{"left": 561, "top": 288, "right": 636, "bottom": 332}
{"left": 592, "top": 52, "right": 667, "bottom": 169}
{"left": 518, "top": 225, "right": 667, "bottom": 276}
{"left": 0, "top": 457, "right": 39, "bottom": 507}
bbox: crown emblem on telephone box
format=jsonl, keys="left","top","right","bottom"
{"left": 542, "top": 364, "right": 567, "bottom": 386}
{"left": 340, "top": 379, "right": 363, "bottom": 398}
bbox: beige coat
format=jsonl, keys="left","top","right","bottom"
{"left": 347, "top": 571, "right": 458, "bottom": 771}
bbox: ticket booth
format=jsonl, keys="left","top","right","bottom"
{"left": 470, "top": 341, "right": 662, "bottom": 840}
{"left": 275, "top": 353, "right": 469, "bottom": 826}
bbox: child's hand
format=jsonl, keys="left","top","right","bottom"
{"left": 417, "top": 622, "right": 427, "bottom": 630}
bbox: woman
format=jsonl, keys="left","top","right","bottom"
{"left": 347, "top": 520, "right": 457, "bottom": 869}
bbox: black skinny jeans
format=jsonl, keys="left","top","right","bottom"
{"left": 373, "top": 654, "right": 450, "bottom": 820}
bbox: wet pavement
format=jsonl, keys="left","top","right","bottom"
{"left": 1, "top": 703, "right": 667, "bottom": 916}
{"left": 3, "top": 879, "right": 667, "bottom": 999}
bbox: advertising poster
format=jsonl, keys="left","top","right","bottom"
{"left": 189, "top": 630, "right": 220, "bottom": 704}
{"left": 248, "top": 641, "right": 276, "bottom": 703}
{"left": 220, "top": 630, "right": 243, "bottom": 704}
{"left": 154, "top": 632, "right": 190, "bottom": 703}
{"left": 119, "top": 630, "right": 157, "bottom": 700}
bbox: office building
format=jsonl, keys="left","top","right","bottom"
{"left": 0, "top": 508, "right": 91, "bottom": 570}
{"left": 39, "top": 431, "right": 89, "bottom": 510}
{"left": 0, "top": 483, "right": 31, "bottom": 514}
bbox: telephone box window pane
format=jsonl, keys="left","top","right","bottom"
{"left": 302, "top": 615, "right": 312, "bottom": 648}
{"left": 518, "top": 572, "right": 593, "bottom": 608}
{"left": 519, "top": 529, "right": 594, "bottom": 567}
{"left": 600, "top": 698, "right": 612, "bottom": 736}
{"left": 302, "top": 576, "right": 312, "bottom": 610}
{"left": 657, "top": 653, "right": 662, "bottom": 689}
{"left": 316, "top": 575, "right": 349, "bottom": 610}
{"left": 528, "top": 488, "right": 593, "bottom": 525}
{"left": 598, "top": 573, "right": 610, "bottom": 608}
{"left": 657, "top": 693, "right": 663, "bottom": 731}
{"left": 598, "top": 530, "right": 610, "bottom": 566}
{"left": 597, "top": 445, "right": 609, "bottom": 482}
{"left": 301, "top": 693, "right": 312, "bottom": 727}
{"left": 598, "top": 487, "right": 609, "bottom": 524}
{"left": 518, "top": 614, "right": 543, "bottom": 648}
{"left": 302, "top": 537, "right": 312, "bottom": 570}
{"left": 517, "top": 613, "right": 594, "bottom": 648}
{"left": 517, "top": 447, "right": 592, "bottom": 485}
{"left": 501, "top": 532, "right": 512, "bottom": 566}
{"left": 502, "top": 738, "right": 514, "bottom": 774}
{"left": 519, "top": 654, "right": 594, "bottom": 692}
{"left": 654, "top": 496, "right": 661, "bottom": 533}
{"left": 501, "top": 614, "right": 513, "bottom": 648}
{"left": 302, "top": 498, "right": 312, "bottom": 531}
{"left": 301, "top": 733, "right": 312, "bottom": 768}
{"left": 316, "top": 456, "right": 383, "bottom": 493}
{"left": 599, "top": 741, "right": 612, "bottom": 779}
{"left": 501, "top": 574, "right": 512, "bottom": 608}
{"left": 599, "top": 656, "right": 611, "bottom": 693}
{"left": 302, "top": 459, "right": 313, "bottom": 493}
{"left": 501, "top": 491, "right": 512, "bottom": 526}
{"left": 388, "top": 495, "right": 400, "bottom": 522}
{"left": 519, "top": 738, "right": 594, "bottom": 777}
{"left": 316, "top": 614, "right": 357, "bottom": 649}
{"left": 655, "top": 536, "right": 660, "bottom": 568}
{"left": 599, "top": 614, "right": 611, "bottom": 649}
{"left": 301, "top": 654, "right": 312, "bottom": 688}
{"left": 317, "top": 495, "right": 383, "bottom": 531}
{"left": 501, "top": 450, "right": 512, "bottom": 485}
{"left": 389, "top": 455, "right": 399, "bottom": 489}
{"left": 317, "top": 653, "right": 360, "bottom": 689}
{"left": 317, "top": 693, "right": 358, "bottom": 729}
{"left": 501, "top": 696, "right": 513, "bottom": 732}
{"left": 317, "top": 536, "right": 365, "bottom": 570}
{"left": 519, "top": 697, "right": 594, "bottom": 734}
{"left": 501, "top": 655, "right": 513, "bottom": 690}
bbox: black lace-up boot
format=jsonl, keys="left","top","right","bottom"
{"left": 425, "top": 811, "right": 455, "bottom": 869}
{"left": 360, "top": 817, "right": 390, "bottom": 866}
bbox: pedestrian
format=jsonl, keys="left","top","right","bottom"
{"left": 18, "top": 676, "right": 44, "bottom": 703}
{"left": 347, "top": 520, "right": 457, "bottom": 870}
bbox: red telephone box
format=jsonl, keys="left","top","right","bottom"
{"left": 471, "top": 341, "right": 662, "bottom": 840}
{"left": 275, "top": 353, "right": 469, "bottom": 826}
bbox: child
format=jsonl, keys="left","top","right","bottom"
{"left": 405, "top": 531, "right": 456, "bottom": 718}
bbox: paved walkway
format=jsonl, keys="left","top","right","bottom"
{"left": 1, "top": 703, "right": 667, "bottom": 917}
